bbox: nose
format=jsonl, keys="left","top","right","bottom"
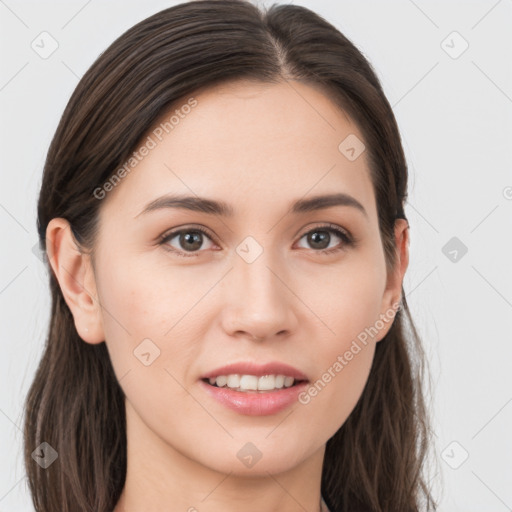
{"left": 219, "top": 253, "right": 298, "bottom": 343}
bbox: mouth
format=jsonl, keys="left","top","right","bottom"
{"left": 199, "top": 361, "right": 310, "bottom": 415}
{"left": 202, "top": 374, "right": 308, "bottom": 393}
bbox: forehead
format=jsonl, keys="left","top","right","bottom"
{"left": 102, "top": 79, "right": 376, "bottom": 221}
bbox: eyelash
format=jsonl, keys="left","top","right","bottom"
{"left": 158, "top": 223, "right": 356, "bottom": 258}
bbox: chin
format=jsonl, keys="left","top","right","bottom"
{"left": 213, "top": 454, "right": 301, "bottom": 477}
{"left": 191, "top": 435, "right": 315, "bottom": 477}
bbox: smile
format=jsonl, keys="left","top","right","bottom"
{"left": 200, "top": 361, "right": 310, "bottom": 416}
{"left": 205, "top": 374, "right": 300, "bottom": 392}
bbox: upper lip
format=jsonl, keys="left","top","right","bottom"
{"left": 201, "top": 362, "right": 309, "bottom": 381}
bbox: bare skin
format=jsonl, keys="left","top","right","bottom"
{"left": 47, "top": 79, "right": 409, "bottom": 512}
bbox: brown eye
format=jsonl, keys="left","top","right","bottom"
{"left": 296, "top": 224, "right": 353, "bottom": 254}
{"left": 159, "top": 223, "right": 354, "bottom": 259}
{"left": 160, "top": 227, "right": 216, "bottom": 257}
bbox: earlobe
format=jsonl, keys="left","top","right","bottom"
{"left": 46, "top": 218, "right": 105, "bottom": 345}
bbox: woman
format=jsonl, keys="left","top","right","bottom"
{"left": 24, "top": 1, "right": 437, "bottom": 511}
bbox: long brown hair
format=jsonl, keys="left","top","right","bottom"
{"left": 24, "top": 1, "right": 438, "bottom": 510}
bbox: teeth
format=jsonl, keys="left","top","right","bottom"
{"left": 284, "top": 376, "right": 294, "bottom": 387}
{"left": 227, "top": 374, "right": 240, "bottom": 388}
{"left": 257, "top": 375, "right": 276, "bottom": 391}
{"left": 207, "top": 374, "right": 298, "bottom": 392}
{"left": 239, "top": 375, "right": 258, "bottom": 390}
{"left": 216, "top": 375, "right": 227, "bottom": 387}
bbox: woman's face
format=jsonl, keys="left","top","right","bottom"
{"left": 64, "top": 79, "right": 407, "bottom": 476}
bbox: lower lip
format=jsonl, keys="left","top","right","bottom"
{"left": 199, "top": 379, "right": 309, "bottom": 416}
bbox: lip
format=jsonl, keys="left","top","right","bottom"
{"left": 199, "top": 379, "right": 309, "bottom": 416}
{"left": 199, "top": 361, "right": 309, "bottom": 416}
{"left": 201, "top": 361, "right": 309, "bottom": 381}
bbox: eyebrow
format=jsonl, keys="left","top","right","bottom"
{"left": 136, "top": 192, "right": 368, "bottom": 219}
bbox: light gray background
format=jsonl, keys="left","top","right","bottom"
{"left": 1, "top": 1, "right": 511, "bottom": 510}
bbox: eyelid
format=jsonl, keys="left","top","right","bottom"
{"left": 296, "top": 222, "right": 353, "bottom": 242}
{"left": 158, "top": 224, "right": 219, "bottom": 249}
{"left": 158, "top": 222, "right": 355, "bottom": 257}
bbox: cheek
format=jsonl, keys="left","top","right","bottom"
{"left": 95, "top": 253, "right": 207, "bottom": 379}
{"left": 304, "top": 250, "right": 386, "bottom": 344}
{"left": 97, "top": 246, "right": 200, "bottom": 332}
{"left": 295, "top": 255, "right": 385, "bottom": 433}
{"left": 96, "top": 255, "right": 209, "bottom": 430}
{"left": 299, "top": 329, "right": 376, "bottom": 440}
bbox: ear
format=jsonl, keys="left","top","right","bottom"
{"left": 375, "top": 218, "right": 409, "bottom": 342}
{"left": 46, "top": 218, "right": 105, "bottom": 344}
